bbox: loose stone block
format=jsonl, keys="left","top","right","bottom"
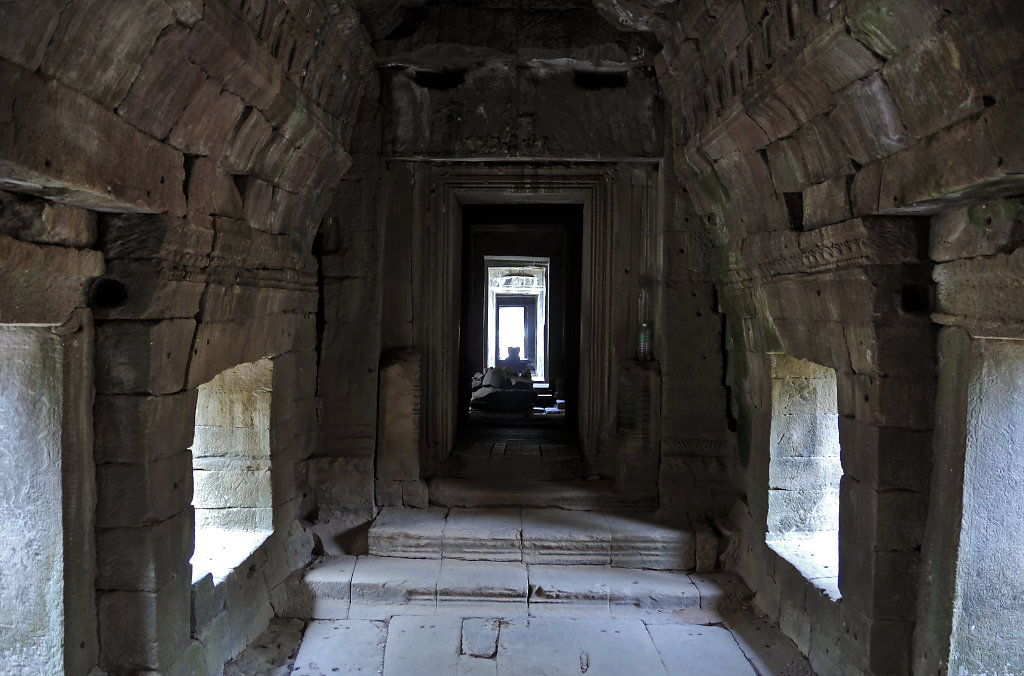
{"left": 436, "top": 560, "right": 529, "bottom": 616}
{"left": 461, "top": 619, "right": 500, "bottom": 658}
{"left": 521, "top": 509, "right": 610, "bottom": 565}
{"left": 169, "top": 79, "right": 246, "bottom": 157}
{"left": 830, "top": 74, "right": 910, "bottom": 164}
{"left": 443, "top": 508, "right": 522, "bottom": 562}
{"left": 368, "top": 506, "right": 446, "bottom": 559}
{"left": 349, "top": 556, "right": 440, "bottom": 619}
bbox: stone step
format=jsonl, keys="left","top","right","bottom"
{"left": 447, "top": 452, "right": 583, "bottom": 480}
{"left": 429, "top": 477, "right": 657, "bottom": 511}
{"left": 284, "top": 555, "right": 752, "bottom": 622}
{"left": 368, "top": 506, "right": 696, "bottom": 570}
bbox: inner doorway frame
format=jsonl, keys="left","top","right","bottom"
{"left": 412, "top": 164, "right": 622, "bottom": 476}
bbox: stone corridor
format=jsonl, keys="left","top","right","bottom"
{"left": 1, "top": 0, "right": 1023, "bottom": 674}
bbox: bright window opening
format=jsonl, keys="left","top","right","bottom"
{"left": 190, "top": 358, "right": 274, "bottom": 584}
{"left": 766, "top": 355, "right": 841, "bottom": 596}
{"left": 485, "top": 257, "right": 548, "bottom": 380}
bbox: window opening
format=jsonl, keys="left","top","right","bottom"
{"left": 190, "top": 358, "right": 274, "bottom": 584}
{"left": 485, "top": 257, "right": 548, "bottom": 380}
{"left": 766, "top": 355, "right": 842, "bottom": 595}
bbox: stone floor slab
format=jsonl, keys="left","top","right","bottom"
{"left": 383, "top": 616, "right": 461, "bottom": 676}
{"left": 443, "top": 508, "right": 522, "bottom": 562}
{"left": 496, "top": 617, "right": 668, "bottom": 676}
{"left": 724, "top": 616, "right": 816, "bottom": 676}
{"left": 647, "top": 623, "right": 756, "bottom": 675}
{"left": 292, "top": 620, "right": 386, "bottom": 676}
{"left": 521, "top": 508, "right": 610, "bottom": 565}
{"left": 303, "top": 555, "right": 357, "bottom": 619}
{"left": 604, "top": 512, "right": 696, "bottom": 570}
{"left": 457, "top": 655, "right": 498, "bottom": 676}
{"left": 369, "top": 506, "right": 447, "bottom": 559}
{"left": 350, "top": 556, "right": 440, "bottom": 619}
{"left": 437, "top": 560, "right": 528, "bottom": 616}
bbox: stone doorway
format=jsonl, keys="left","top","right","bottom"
{"left": 453, "top": 204, "right": 583, "bottom": 480}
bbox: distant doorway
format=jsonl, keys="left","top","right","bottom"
{"left": 458, "top": 204, "right": 582, "bottom": 436}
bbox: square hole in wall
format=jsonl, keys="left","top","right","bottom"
{"left": 766, "top": 355, "right": 842, "bottom": 595}
{"left": 190, "top": 358, "right": 274, "bottom": 584}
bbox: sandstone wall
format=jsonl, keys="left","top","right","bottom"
{"left": 0, "top": 0, "right": 374, "bottom": 672}
{"left": 609, "top": 0, "right": 1024, "bottom": 672}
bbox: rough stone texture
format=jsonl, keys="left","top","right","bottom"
{"left": 376, "top": 350, "right": 421, "bottom": 481}
{"left": 0, "top": 327, "right": 65, "bottom": 674}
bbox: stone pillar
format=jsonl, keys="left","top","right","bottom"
{"left": 615, "top": 360, "right": 661, "bottom": 494}
{"left": 375, "top": 349, "right": 427, "bottom": 507}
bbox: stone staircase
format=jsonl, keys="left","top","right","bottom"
{"left": 282, "top": 506, "right": 751, "bottom": 622}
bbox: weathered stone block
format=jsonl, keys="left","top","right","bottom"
{"left": 169, "top": 79, "right": 246, "bottom": 158}
{"left": 96, "top": 511, "right": 193, "bottom": 592}
{"left": 93, "top": 391, "right": 198, "bottom": 464}
{"left": 310, "top": 457, "right": 375, "bottom": 512}
{"left": 830, "top": 74, "right": 910, "bottom": 165}
{"left": 883, "top": 18, "right": 984, "bottom": 140}
{"left": 0, "top": 0, "right": 65, "bottom": 71}
{"left": 0, "top": 233, "right": 104, "bottom": 323}
{"left": 187, "top": 314, "right": 314, "bottom": 389}
{"left": 0, "top": 190, "right": 96, "bottom": 247}
{"left": 765, "top": 137, "right": 807, "bottom": 193}
{"left": 0, "top": 62, "right": 185, "bottom": 214}
{"left": 95, "top": 319, "right": 195, "bottom": 394}
{"left": 879, "top": 117, "right": 1001, "bottom": 213}
{"left": 222, "top": 108, "right": 274, "bottom": 175}
{"left": 97, "top": 575, "right": 191, "bottom": 672}
{"left": 852, "top": 374, "right": 936, "bottom": 430}
{"left": 376, "top": 350, "right": 421, "bottom": 481}
{"left": 117, "top": 26, "right": 207, "bottom": 141}
{"left": 802, "top": 176, "right": 851, "bottom": 230}
{"left": 804, "top": 22, "right": 881, "bottom": 93}
{"left": 847, "top": 0, "right": 942, "bottom": 59}
{"left": 193, "top": 469, "right": 272, "bottom": 509}
{"left": 838, "top": 419, "right": 932, "bottom": 492}
{"left": 41, "top": 0, "right": 176, "bottom": 108}
{"left": 93, "top": 259, "right": 205, "bottom": 321}
{"left": 794, "top": 116, "right": 853, "bottom": 184}
{"left": 930, "top": 199, "right": 1024, "bottom": 262}
{"left": 96, "top": 452, "right": 193, "bottom": 528}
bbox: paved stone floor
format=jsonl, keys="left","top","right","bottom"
{"left": 227, "top": 612, "right": 814, "bottom": 675}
